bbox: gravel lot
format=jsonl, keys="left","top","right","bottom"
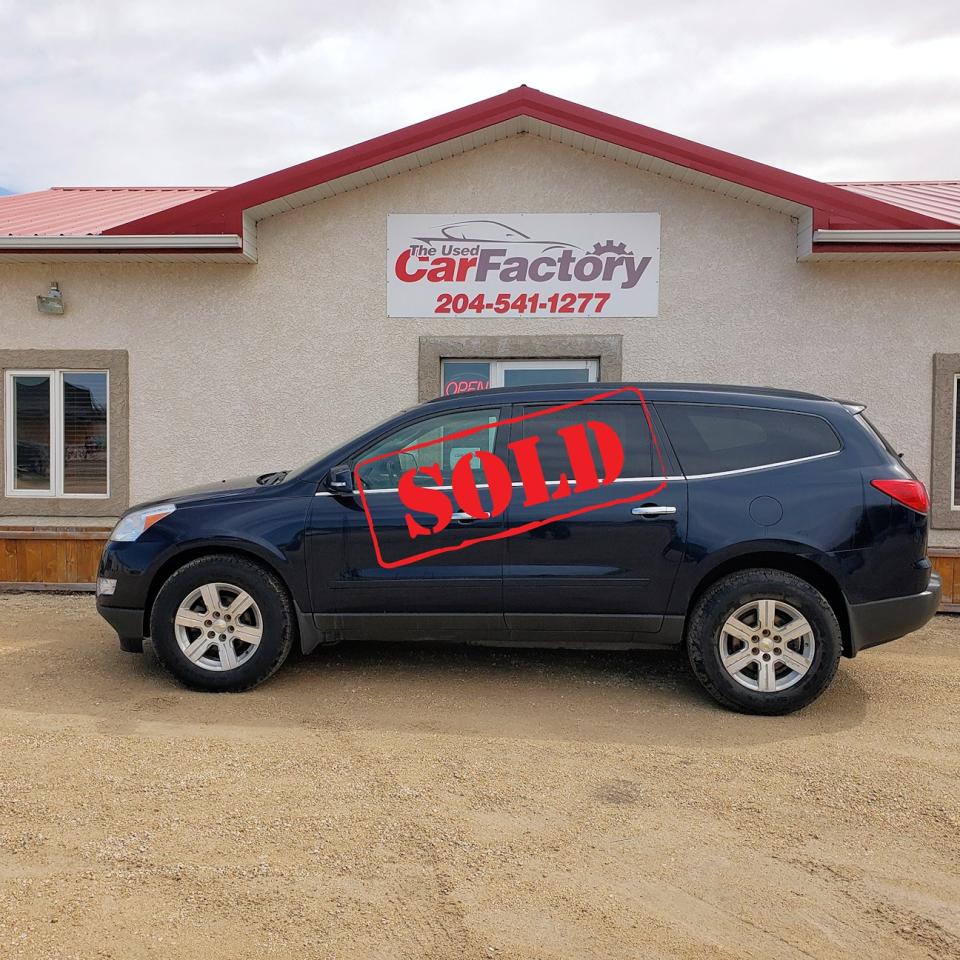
{"left": 0, "top": 593, "right": 958, "bottom": 960}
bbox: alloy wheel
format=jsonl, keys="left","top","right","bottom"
{"left": 718, "top": 598, "right": 815, "bottom": 693}
{"left": 172, "top": 582, "right": 263, "bottom": 672}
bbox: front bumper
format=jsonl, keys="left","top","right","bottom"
{"left": 847, "top": 573, "right": 942, "bottom": 656}
{"left": 96, "top": 599, "right": 145, "bottom": 653}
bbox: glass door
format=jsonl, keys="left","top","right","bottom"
{"left": 441, "top": 359, "right": 599, "bottom": 396}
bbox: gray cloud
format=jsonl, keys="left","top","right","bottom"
{"left": 0, "top": 0, "right": 957, "bottom": 192}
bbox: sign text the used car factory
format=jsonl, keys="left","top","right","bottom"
{"left": 387, "top": 213, "right": 660, "bottom": 318}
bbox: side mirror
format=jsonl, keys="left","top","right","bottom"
{"left": 326, "top": 464, "right": 354, "bottom": 493}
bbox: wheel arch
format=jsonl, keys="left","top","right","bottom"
{"left": 142, "top": 543, "right": 299, "bottom": 643}
{"left": 685, "top": 550, "right": 853, "bottom": 657}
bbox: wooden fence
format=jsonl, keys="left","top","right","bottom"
{"left": 0, "top": 526, "right": 110, "bottom": 591}
{"left": 931, "top": 550, "right": 960, "bottom": 612}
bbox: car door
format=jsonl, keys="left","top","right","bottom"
{"left": 307, "top": 404, "right": 509, "bottom": 640}
{"left": 502, "top": 399, "right": 687, "bottom": 635}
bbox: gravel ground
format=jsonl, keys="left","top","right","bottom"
{"left": 0, "top": 593, "right": 958, "bottom": 960}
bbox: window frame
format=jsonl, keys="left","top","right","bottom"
{"left": 931, "top": 354, "right": 960, "bottom": 528}
{"left": 441, "top": 358, "right": 599, "bottom": 395}
{"left": 419, "top": 335, "right": 622, "bottom": 402}
{"left": 953, "top": 373, "right": 959, "bottom": 511}
{"left": 4, "top": 367, "right": 110, "bottom": 500}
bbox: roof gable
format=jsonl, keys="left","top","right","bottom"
{"left": 103, "top": 86, "right": 957, "bottom": 239}
{"left": 2, "top": 87, "right": 959, "bottom": 261}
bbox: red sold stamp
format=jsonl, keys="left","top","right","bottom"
{"left": 355, "top": 386, "right": 668, "bottom": 568}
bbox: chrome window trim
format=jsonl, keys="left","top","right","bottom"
{"left": 316, "top": 475, "right": 680, "bottom": 496}
{"left": 683, "top": 449, "right": 841, "bottom": 479}
{"left": 314, "top": 451, "right": 840, "bottom": 495}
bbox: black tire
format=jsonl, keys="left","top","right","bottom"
{"left": 150, "top": 554, "right": 296, "bottom": 692}
{"left": 686, "top": 569, "right": 841, "bottom": 715}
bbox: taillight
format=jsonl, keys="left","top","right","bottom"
{"left": 871, "top": 478, "right": 929, "bottom": 514}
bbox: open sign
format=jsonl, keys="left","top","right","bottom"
{"left": 355, "top": 387, "right": 668, "bottom": 568}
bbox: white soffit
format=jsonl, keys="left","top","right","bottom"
{"left": 0, "top": 232, "right": 250, "bottom": 263}
{"left": 800, "top": 251, "right": 960, "bottom": 262}
{"left": 0, "top": 252, "right": 251, "bottom": 263}
{"left": 812, "top": 229, "right": 960, "bottom": 243}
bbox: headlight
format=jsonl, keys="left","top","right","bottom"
{"left": 110, "top": 504, "right": 176, "bottom": 542}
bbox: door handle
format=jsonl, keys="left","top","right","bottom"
{"left": 631, "top": 504, "right": 677, "bottom": 517}
{"left": 451, "top": 512, "right": 478, "bottom": 523}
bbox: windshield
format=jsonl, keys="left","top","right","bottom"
{"left": 284, "top": 440, "right": 350, "bottom": 482}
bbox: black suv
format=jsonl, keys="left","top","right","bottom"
{"left": 97, "top": 383, "right": 940, "bottom": 715}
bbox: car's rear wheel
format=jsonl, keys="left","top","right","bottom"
{"left": 150, "top": 554, "right": 295, "bottom": 691}
{"left": 686, "top": 569, "right": 842, "bottom": 715}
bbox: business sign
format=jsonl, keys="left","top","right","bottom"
{"left": 387, "top": 213, "right": 660, "bottom": 318}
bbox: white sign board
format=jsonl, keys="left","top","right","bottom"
{"left": 387, "top": 213, "right": 660, "bottom": 318}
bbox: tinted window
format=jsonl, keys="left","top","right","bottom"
{"left": 656, "top": 403, "right": 840, "bottom": 475}
{"left": 12, "top": 374, "right": 51, "bottom": 491}
{"left": 503, "top": 367, "right": 593, "bottom": 387}
{"left": 520, "top": 403, "right": 654, "bottom": 480}
{"left": 356, "top": 408, "right": 500, "bottom": 490}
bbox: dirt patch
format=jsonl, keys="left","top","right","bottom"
{"left": 0, "top": 593, "right": 958, "bottom": 959}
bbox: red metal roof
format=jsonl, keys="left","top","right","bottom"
{"left": 1, "top": 88, "right": 957, "bottom": 250}
{"left": 0, "top": 186, "right": 223, "bottom": 236}
{"left": 833, "top": 181, "right": 960, "bottom": 227}
{"left": 108, "top": 87, "right": 957, "bottom": 238}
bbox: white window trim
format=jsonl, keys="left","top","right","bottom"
{"left": 4, "top": 368, "right": 110, "bottom": 500}
{"left": 441, "top": 358, "right": 599, "bottom": 393}
{"left": 953, "top": 373, "right": 960, "bottom": 511}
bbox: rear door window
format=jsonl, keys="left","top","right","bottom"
{"left": 518, "top": 403, "right": 654, "bottom": 479}
{"left": 656, "top": 403, "right": 840, "bottom": 476}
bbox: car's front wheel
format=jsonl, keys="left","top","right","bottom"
{"left": 150, "top": 554, "right": 295, "bottom": 691}
{"left": 686, "top": 568, "right": 842, "bottom": 715}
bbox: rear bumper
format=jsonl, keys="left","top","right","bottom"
{"left": 96, "top": 600, "right": 144, "bottom": 653}
{"left": 847, "top": 573, "right": 941, "bottom": 656}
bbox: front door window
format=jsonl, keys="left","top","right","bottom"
{"left": 441, "top": 359, "right": 598, "bottom": 397}
{"left": 356, "top": 408, "right": 501, "bottom": 491}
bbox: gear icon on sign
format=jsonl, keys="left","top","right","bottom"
{"left": 591, "top": 240, "right": 633, "bottom": 256}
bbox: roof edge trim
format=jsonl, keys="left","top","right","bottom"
{"left": 0, "top": 234, "right": 243, "bottom": 249}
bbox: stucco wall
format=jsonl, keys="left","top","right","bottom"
{"left": 1, "top": 135, "right": 958, "bottom": 541}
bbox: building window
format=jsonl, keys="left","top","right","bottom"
{"left": 954, "top": 374, "right": 960, "bottom": 509}
{"left": 440, "top": 359, "right": 599, "bottom": 396}
{"left": 5, "top": 370, "right": 109, "bottom": 498}
{"left": 929, "top": 354, "right": 960, "bottom": 528}
{"left": 418, "top": 335, "right": 622, "bottom": 402}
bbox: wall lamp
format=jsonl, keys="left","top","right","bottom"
{"left": 37, "top": 281, "right": 64, "bottom": 315}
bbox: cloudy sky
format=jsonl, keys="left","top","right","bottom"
{"left": 1, "top": 0, "right": 958, "bottom": 194}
